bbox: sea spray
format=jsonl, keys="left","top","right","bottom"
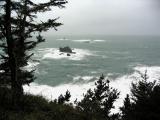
{"left": 24, "top": 66, "right": 160, "bottom": 113}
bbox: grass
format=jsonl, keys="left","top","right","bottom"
{"left": 0, "top": 87, "right": 83, "bottom": 120}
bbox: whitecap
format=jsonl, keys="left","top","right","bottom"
{"left": 90, "top": 71, "right": 98, "bottom": 74}
{"left": 72, "top": 39, "right": 91, "bottom": 43}
{"left": 57, "top": 38, "right": 69, "bottom": 41}
{"left": 22, "top": 62, "right": 40, "bottom": 71}
{"left": 24, "top": 66, "right": 160, "bottom": 113}
{"left": 73, "top": 76, "right": 97, "bottom": 83}
{"left": 72, "top": 39, "right": 106, "bottom": 43}
{"left": 93, "top": 40, "right": 105, "bottom": 42}
{"left": 134, "top": 66, "right": 160, "bottom": 81}
{"left": 24, "top": 82, "right": 95, "bottom": 102}
{"left": 41, "top": 48, "right": 93, "bottom": 61}
{"left": 71, "top": 64, "right": 90, "bottom": 67}
{"left": 110, "top": 66, "right": 160, "bottom": 113}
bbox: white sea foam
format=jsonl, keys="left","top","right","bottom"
{"left": 41, "top": 48, "right": 93, "bottom": 61}
{"left": 72, "top": 39, "right": 91, "bottom": 43}
{"left": 72, "top": 39, "right": 105, "bottom": 43}
{"left": 23, "top": 66, "right": 160, "bottom": 113}
{"left": 110, "top": 66, "right": 160, "bottom": 113}
{"left": 91, "top": 71, "right": 98, "bottom": 74}
{"left": 93, "top": 40, "right": 105, "bottom": 42}
{"left": 57, "top": 38, "right": 69, "bottom": 41}
{"left": 134, "top": 66, "right": 160, "bottom": 81}
{"left": 24, "top": 82, "right": 95, "bottom": 102}
{"left": 22, "top": 62, "right": 40, "bottom": 71}
{"left": 71, "top": 64, "right": 90, "bottom": 67}
{"left": 73, "top": 76, "right": 98, "bottom": 83}
{"left": 110, "top": 74, "right": 137, "bottom": 113}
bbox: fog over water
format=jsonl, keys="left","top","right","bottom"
{"left": 37, "top": 0, "right": 160, "bottom": 36}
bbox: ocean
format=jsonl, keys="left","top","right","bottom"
{"left": 24, "top": 35, "right": 160, "bottom": 112}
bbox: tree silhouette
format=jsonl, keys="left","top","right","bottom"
{"left": 0, "top": 0, "right": 67, "bottom": 107}
{"left": 120, "top": 94, "right": 132, "bottom": 120}
{"left": 76, "top": 75, "right": 120, "bottom": 120}
{"left": 120, "top": 71, "right": 160, "bottom": 120}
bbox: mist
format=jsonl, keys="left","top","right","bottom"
{"left": 39, "top": 0, "right": 160, "bottom": 36}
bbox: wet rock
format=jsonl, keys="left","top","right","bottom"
{"left": 67, "top": 53, "right": 71, "bottom": 56}
{"left": 59, "top": 46, "right": 73, "bottom": 53}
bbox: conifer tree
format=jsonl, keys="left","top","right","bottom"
{"left": 57, "top": 90, "right": 71, "bottom": 104}
{"left": 76, "top": 75, "right": 120, "bottom": 120}
{"left": 120, "top": 71, "right": 160, "bottom": 120}
{"left": 0, "top": 0, "right": 67, "bottom": 106}
{"left": 120, "top": 94, "right": 132, "bottom": 120}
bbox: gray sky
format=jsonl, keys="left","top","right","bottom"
{"left": 40, "top": 0, "right": 160, "bottom": 36}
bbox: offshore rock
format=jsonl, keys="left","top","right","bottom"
{"left": 59, "top": 46, "right": 74, "bottom": 53}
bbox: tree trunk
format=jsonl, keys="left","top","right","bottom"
{"left": 5, "top": 0, "right": 22, "bottom": 108}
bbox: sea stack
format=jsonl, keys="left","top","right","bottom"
{"left": 59, "top": 46, "right": 73, "bottom": 53}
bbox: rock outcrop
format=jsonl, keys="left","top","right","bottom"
{"left": 59, "top": 46, "right": 73, "bottom": 53}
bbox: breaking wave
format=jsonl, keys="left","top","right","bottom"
{"left": 38, "top": 48, "right": 93, "bottom": 61}
{"left": 72, "top": 39, "right": 106, "bottom": 43}
{"left": 23, "top": 65, "right": 160, "bottom": 113}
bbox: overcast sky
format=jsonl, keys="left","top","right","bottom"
{"left": 40, "top": 0, "right": 160, "bottom": 36}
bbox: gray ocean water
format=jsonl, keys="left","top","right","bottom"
{"left": 32, "top": 35, "right": 160, "bottom": 86}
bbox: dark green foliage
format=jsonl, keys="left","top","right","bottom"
{"left": 76, "top": 75, "right": 120, "bottom": 120}
{"left": 57, "top": 90, "right": 71, "bottom": 104}
{"left": 1, "top": 72, "right": 160, "bottom": 120}
{"left": 1, "top": 1, "right": 160, "bottom": 117}
{"left": 0, "top": 87, "right": 13, "bottom": 110}
{"left": 120, "top": 94, "right": 132, "bottom": 120}
{"left": 120, "top": 71, "right": 160, "bottom": 120}
{"left": 0, "top": 87, "right": 83, "bottom": 120}
{"left": 0, "top": 0, "right": 67, "bottom": 106}
{"left": 0, "top": 75, "right": 120, "bottom": 120}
